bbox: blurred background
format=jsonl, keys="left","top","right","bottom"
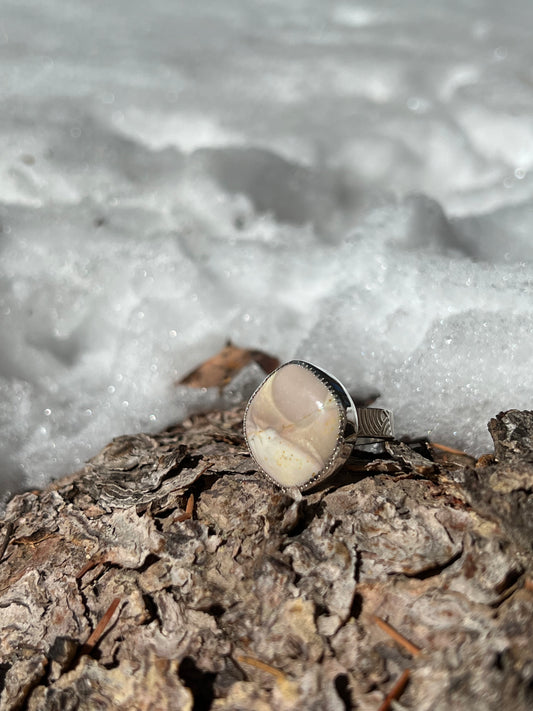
{"left": 1, "top": 0, "right": 533, "bottom": 503}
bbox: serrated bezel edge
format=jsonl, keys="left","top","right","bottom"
{"left": 243, "top": 359, "right": 357, "bottom": 492}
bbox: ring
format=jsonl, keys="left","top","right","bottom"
{"left": 243, "top": 360, "right": 394, "bottom": 490}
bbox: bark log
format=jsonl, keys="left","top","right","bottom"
{"left": 1, "top": 408, "right": 533, "bottom": 711}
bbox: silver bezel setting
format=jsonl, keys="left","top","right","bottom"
{"left": 243, "top": 359, "right": 359, "bottom": 491}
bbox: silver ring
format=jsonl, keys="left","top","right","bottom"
{"left": 243, "top": 360, "right": 394, "bottom": 491}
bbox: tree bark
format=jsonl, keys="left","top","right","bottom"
{"left": 1, "top": 408, "right": 532, "bottom": 711}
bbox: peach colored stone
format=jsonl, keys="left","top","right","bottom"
{"left": 244, "top": 363, "right": 343, "bottom": 488}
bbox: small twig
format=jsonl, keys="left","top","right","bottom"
{"left": 12, "top": 531, "right": 58, "bottom": 548}
{"left": 372, "top": 616, "right": 421, "bottom": 657}
{"left": 390, "top": 701, "right": 410, "bottom": 711}
{"left": 75, "top": 557, "right": 105, "bottom": 580}
{"left": 377, "top": 669, "right": 410, "bottom": 711}
{"left": 430, "top": 442, "right": 470, "bottom": 457}
{"left": 82, "top": 597, "right": 121, "bottom": 654}
{"left": 236, "top": 654, "right": 286, "bottom": 682}
{"left": 176, "top": 493, "right": 195, "bottom": 522}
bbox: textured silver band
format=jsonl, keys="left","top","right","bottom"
{"left": 355, "top": 407, "right": 394, "bottom": 440}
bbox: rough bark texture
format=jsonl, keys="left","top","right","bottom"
{"left": 1, "top": 408, "right": 533, "bottom": 711}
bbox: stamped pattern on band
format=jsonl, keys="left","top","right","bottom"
{"left": 356, "top": 407, "right": 394, "bottom": 440}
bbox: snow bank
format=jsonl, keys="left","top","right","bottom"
{"left": 1, "top": 0, "right": 533, "bottom": 502}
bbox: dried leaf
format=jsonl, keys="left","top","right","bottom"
{"left": 179, "top": 344, "right": 279, "bottom": 389}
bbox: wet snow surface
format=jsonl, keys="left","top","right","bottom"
{"left": 1, "top": 0, "right": 533, "bottom": 501}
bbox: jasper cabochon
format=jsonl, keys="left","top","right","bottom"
{"left": 244, "top": 363, "right": 344, "bottom": 488}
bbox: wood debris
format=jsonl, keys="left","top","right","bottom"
{"left": 372, "top": 616, "right": 421, "bottom": 658}
{"left": 377, "top": 669, "right": 411, "bottom": 711}
{"left": 0, "top": 408, "right": 532, "bottom": 710}
{"left": 82, "top": 597, "right": 122, "bottom": 654}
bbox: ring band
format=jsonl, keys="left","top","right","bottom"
{"left": 243, "top": 359, "right": 394, "bottom": 491}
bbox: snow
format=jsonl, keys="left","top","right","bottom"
{"left": 1, "top": 0, "right": 533, "bottom": 503}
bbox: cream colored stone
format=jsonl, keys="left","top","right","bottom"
{"left": 244, "top": 363, "right": 343, "bottom": 488}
